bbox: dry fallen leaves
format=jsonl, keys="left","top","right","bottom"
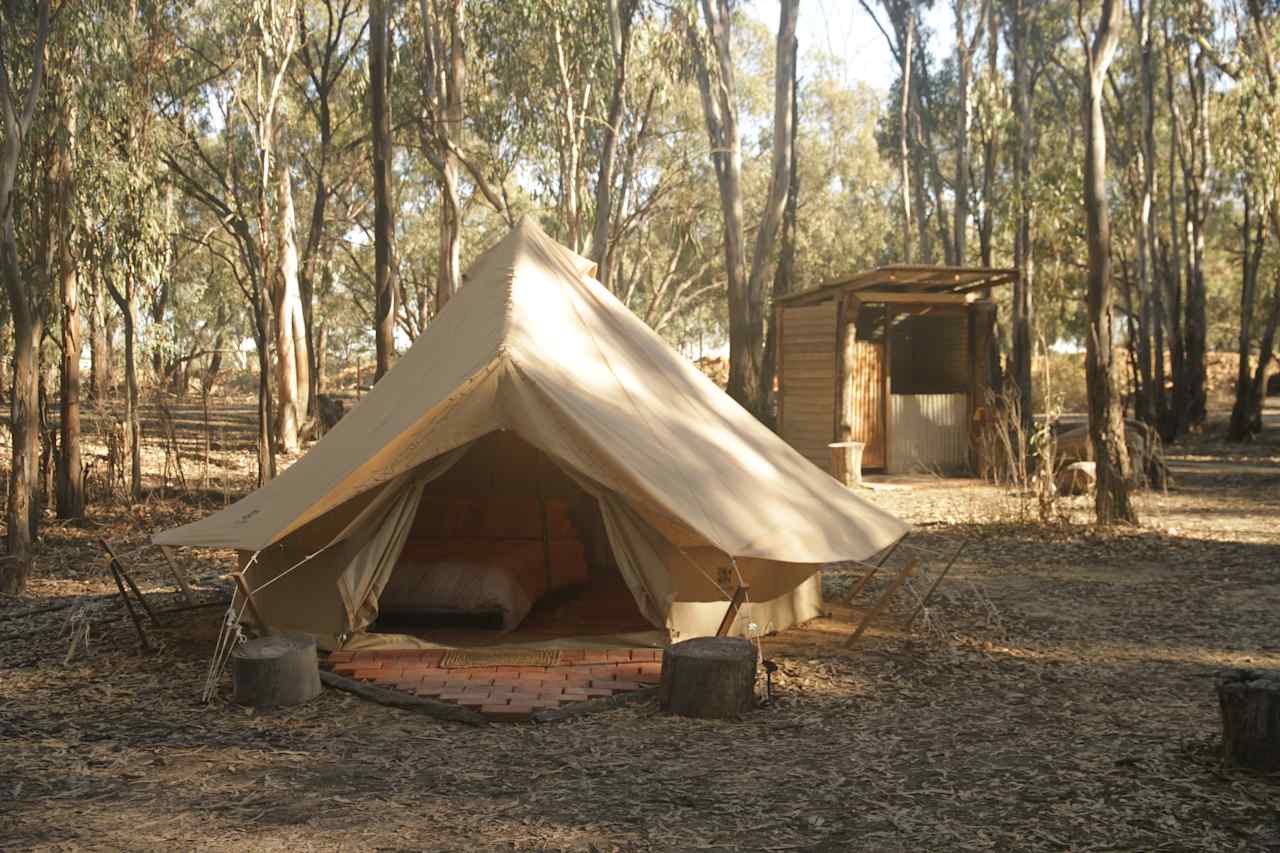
{"left": 0, "top": 402, "right": 1278, "bottom": 851}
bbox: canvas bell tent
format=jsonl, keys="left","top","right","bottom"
{"left": 155, "top": 218, "right": 908, "bottom": 650}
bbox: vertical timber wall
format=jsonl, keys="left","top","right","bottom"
{"left": 778, "top": 301, "right": 838, "bottom": 471}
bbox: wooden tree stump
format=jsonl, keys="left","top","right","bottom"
{"left": 232, "top": 634, "right": 322, "bottom": 708}
{"left": 659, "top": 637, "right": 756, "bottom": 720}
{"left": 829, "top": 441, "right": 865, "bottom": 487}
{"left": 1217, "top": 668, "right": 1280, "bottom": 771}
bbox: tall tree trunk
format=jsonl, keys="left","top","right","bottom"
{"left": 89, "top": 269, "right": 113, "bottom": 400}
{"left": 588, "top": 0, "right": 636, "bottom": 288}
{"left": 436, "top": 0, "right": 465, "bottom": 313}
{"left": 371, "top": 0, "right": 396, "bottom": 379}
{"left": 1163, "top": 33, "right": 1186, "bottom": 440}
{"left": 952, "top": 0, "right": 984, "bottom": 266}
{"left": 251, "top": 284, "right": 277, "bottom": 486}
{"left": 1152, "top": 251, "right": 1168, "bottom": 421}
{"left": 150, "top": 186, "right": 174, "bottom": 384}
{"left": 1132, "top": 0, "right": 1157, "bottom": 426}
{"left": 1082, "top": 0, "right": 1136, "bottom": 525}
{"left": 1244, "top": 254, "right": 1280, "bottom": 435}
{"left": 1228, "top": 190, "right": 1266, "bottom": 440}
{"left": 909, "top": 106, "right": 935, "bottom": 263}
{"left": 2, "top": 254, "right": 40, "bottom": 593}
{"left": 899, "top": 12, "right": 914, "bottom": 262}
{"left": 743, "top": 0, "right": 798, "bottom": 397}
{"left": 55, "top": 98, "right": 83, "bottom": 519}
{"left": 690, "top": 0, "right": 797, "bottom": 419}
{"left": 105, "top": 274, "right": 143, "bottom": 502}
{"left": 315, "top": 323, "right": 328, "bottom": 396}
{"left": 300, "top": 167, "right": 325, "bottom": 420}
{"left": 1010, "top": 0, "right": 1034, "bottom": 436}
{"left": 759, "top": 30, "right": 799, "bottom": 425}
{"left": 1182, "top": 47, "right": 1210, "bottom": 431}
{"left": 689, "top": 0, "right": 749, "bottom": 412}
{"left": 551, "top": 21, "right": 580, "bottom": 250}
{"left": 977, "top": 0, "right": 998, "bottom": 266}
{"left": 0, "top": 0, "right": 50, "bottom": 593}
{"left": 274, "top": 167, "right": 306, "bottom": 452}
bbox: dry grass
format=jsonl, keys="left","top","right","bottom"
{"left": 0, "top": 399, "right": 1277, "bottom": 851}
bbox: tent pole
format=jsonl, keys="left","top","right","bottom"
{"left": 234, "top": 572, "right": 272, "bottom": 635}
{"left": 715, "top": 584, "right": 750, "bottom": 637}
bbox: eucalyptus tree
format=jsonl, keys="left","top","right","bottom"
{"left": 860, "top": 0, "right": 927, "bottom": 261}
{"left": 415, "top": 0, "right": 467, "bottom": 311}
{"left": 53, "top": 69, "right": 81, "bottom": 518}
{"left": 1177, "top": 32, "right": 1213, "bottom": 432}
{"left": 293, "top": 0, "right": 365, "bottom": 406}
{"left": 165, "top": 0, "right": 301, "bottom": 483}
{"left": 952, "top": 0, "right": 990, "bottom": 264}
{"left": 1080, "top": 0, "right": 1137, "bottom": 523}
{"left": 0, "top": 0, "right": 51, "bottom": 593}
{"left": 687, "top": 0, "right": 798, "bottom": 418}
{"left": 1198, "top": 0, "right": 1280, "bottom": 439}
{"left": 587, "top": 0, "right": 641, "bottom": 287}
{"left": 369, "top": 0, "right": 396, "bottom": 380}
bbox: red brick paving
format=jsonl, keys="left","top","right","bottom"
{"left": 322, "top": 647, "right": 663, "bottom": 722}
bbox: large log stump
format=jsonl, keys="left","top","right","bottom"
{"left": 232, "top": 634, "right": 322, "bottom": 708}
{"left": 659, "top": 637, "right": 756, "bottom": 720}
{"left": 1216, "top": 668, "right": 1280, "bottom": 772}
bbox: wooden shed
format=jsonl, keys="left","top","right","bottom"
{"left": 774, "top": 266, "right": 1015, "bottom": 476}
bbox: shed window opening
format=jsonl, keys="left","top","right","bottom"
{"left": 887, "top": 313, "right": 969, "bottom": 396}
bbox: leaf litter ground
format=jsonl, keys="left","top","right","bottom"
{"left": 1, "top": 406, "right": 1278, "bottom": 851}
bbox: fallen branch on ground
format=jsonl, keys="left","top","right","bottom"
{"left": 318, "top": 670, "right": 488, "bottom": 726}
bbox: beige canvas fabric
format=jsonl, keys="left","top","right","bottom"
{"left": 157, "top": 217, "right": 907, "bottom": 647}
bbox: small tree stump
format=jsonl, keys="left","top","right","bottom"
{"left": 232, "top": 634, "right": 322, "bottom": 708}
{"left": 829, "top": 441, "right": 866, "bottom": 488}
{"left": 1217, "top": 668, "right": 1280, "bottom": 772}
{"left": 658, "top": 637, "right": 756, "bottom": 720}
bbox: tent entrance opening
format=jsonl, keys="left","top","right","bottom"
{"left": 371, "top": 431, "right": 652, "bottom": 642}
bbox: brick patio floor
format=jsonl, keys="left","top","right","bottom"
{"left": 324, "top": 648, "right": 663, "bottom": 722}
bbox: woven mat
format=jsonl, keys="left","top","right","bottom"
{"left": 439, "top": 648, "right": 561, "bottom": 668}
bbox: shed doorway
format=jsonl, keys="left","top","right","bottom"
{"left": 848, "top": 303, "right": 971, "bottom": 474}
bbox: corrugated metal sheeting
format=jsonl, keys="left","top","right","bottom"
{"left": 887, "top": 393, "right": 969, "bottom": 474}
{"left": 848, "top": 341, "right": 885, "bottom": 468}
{"left": 778, "top": 302, "right": 838, "bottom": 470}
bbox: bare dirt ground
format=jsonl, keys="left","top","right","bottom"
{"left": 1, "top": 399, "right": 1278, "bottom": 851}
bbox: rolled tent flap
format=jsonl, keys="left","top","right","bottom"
{"left": 335, "top": 476, "right": 428, "bottom": 634}
{"left": 239, "top": 447, "right": 469, "bottom": 645}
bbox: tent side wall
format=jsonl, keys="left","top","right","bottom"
{"left": 668, "top": 573, "right": 822, "bottom": 640}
